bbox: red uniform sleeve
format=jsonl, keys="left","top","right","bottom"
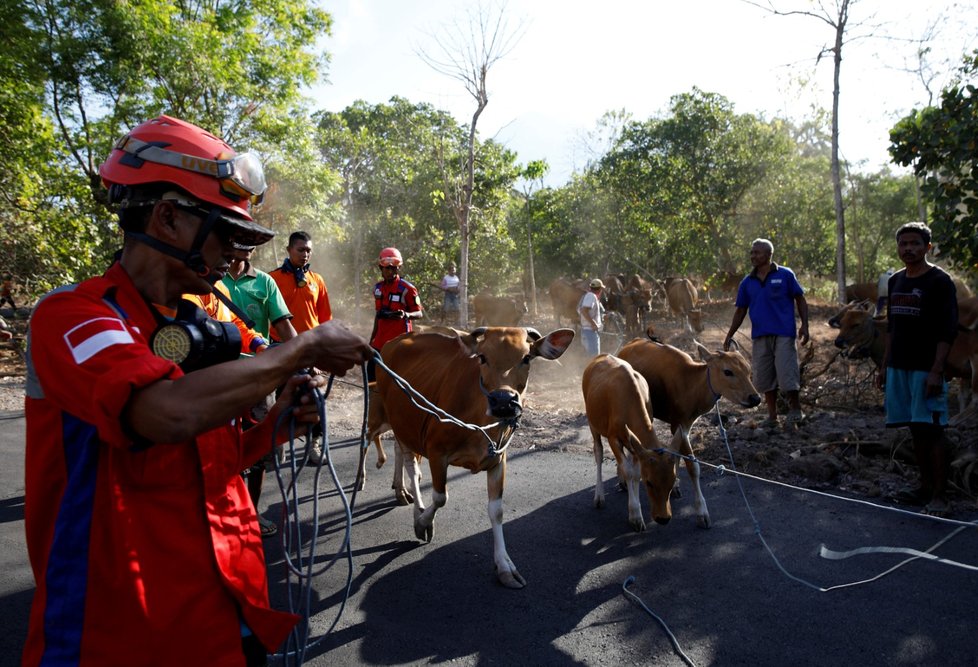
{"left": 30, "top": 291, "right": 179, "bottom": 448}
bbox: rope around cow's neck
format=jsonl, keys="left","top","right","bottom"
{"left": 373, "top": 351, "right": 519, "bottom": 457}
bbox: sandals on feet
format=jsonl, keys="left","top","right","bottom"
{"left": 258, "top": 515, "right": 278, "bottom": 538}
{"left": 922, "top": 499, "right": 950, "bottom": 518}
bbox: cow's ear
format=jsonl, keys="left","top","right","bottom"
{"left": 459, "top": 327, "right": 487, "bottom": 357}
{"left": 695, "top": 341, "right": 713, "bottom": 361}
{"left": 531, "top": 328, "right": 575, "bottom": 360}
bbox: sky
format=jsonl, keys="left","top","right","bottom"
{"left": 311, "top": 0, "right": 977, "bottom": 187}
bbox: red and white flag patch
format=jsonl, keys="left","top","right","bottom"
{"left": 64, "top": 317, "right": 134, "bottom": 364}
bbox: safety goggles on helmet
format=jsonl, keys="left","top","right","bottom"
{"left": 114, "top": 136, "right": 267, "bottom": 204}
{"left": 378, "top": 257, "right": 401, "bottom": 267}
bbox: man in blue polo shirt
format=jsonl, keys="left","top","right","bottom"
{"left": 723, "top": 238, "right": 810, "bottom": 427}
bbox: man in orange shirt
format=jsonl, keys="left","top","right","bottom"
{"left": 269, "top": 231, "right": 333, "bottom": 462}
{"left": 269, "top": 231, "right": 331, "bottom": 336}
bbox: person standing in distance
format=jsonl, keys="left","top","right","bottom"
{"left": 368, "top": 247, "right": 423, "bottom": 381}
{"left": 431, "top": 261, "right": 460, "bottom": 324}
{"left": 875, "top": 222, "right": 958, "bottom": 517}
{"left": 578, "top": 278, "right": 604, "bottom": 357}
{"left": 22, "top": 115, "right": 371, "bottom": 666}
{"left": 723, "top": 238, "right": 809, "bottom": 427}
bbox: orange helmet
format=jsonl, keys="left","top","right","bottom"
{"left": 378, "top": 247, "right": 403, "bottom": 267}
{"left": 99, "top": 115, "right": 273, "bottom": 246}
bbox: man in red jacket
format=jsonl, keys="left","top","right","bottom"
{"left": 22, "top": 115, "right": 371, "bottom": 666}
{"left": 368, "top": 246, "right": 423, "bottom": 378}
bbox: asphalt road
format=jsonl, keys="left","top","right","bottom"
{"left": 2, "top": 406, "right": 977, "bottom": 666}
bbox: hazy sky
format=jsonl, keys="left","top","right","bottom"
{"left": 312, "top": 0, "right": 977, "bottom": 186}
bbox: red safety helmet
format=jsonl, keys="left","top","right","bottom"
{"left": 99, "top": 115, "right": 274, "bottom": 246}
{"left": 378, "top": 247, "right": 403, "bottom": 267}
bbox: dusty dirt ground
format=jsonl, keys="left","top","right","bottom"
{"left": 2, "top": 298, "right": 976, "bottom": 516}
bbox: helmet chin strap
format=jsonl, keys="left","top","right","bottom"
{"left": 125, "top": 206, "right": 222, "bottom": 278}
{"left": 125, "top": 207, "right": 260, "bottom": 329}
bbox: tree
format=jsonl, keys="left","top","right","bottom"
{"left": 598, "top": 89, "right": 789, "bottom": 276}
{"left": 745, "top": 0, "right": 861, "bottom": 302}
{"left": 889, "top": 50, "right": 978, "bottom": 269}
{"left": 416, "top": 1, "right": 523, "bottom": 326}
{"left": 314, "top": 97, "right": 524, "bottom": 319}
{"left": 3, "top": 0, "right": 333, "bottom": 294}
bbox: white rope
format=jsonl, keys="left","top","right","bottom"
{"left": 676, "top": 403, "right": 978, "bottom": 590}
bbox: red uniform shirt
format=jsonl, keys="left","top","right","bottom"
{"left": 23, "top": 262, "right": 297, "bottom": 666}
{"left": 268, "top": 266, "right": 331, "bottom": 336}
{"left": 370, "top": 276, "right": 422, "bottom": 351}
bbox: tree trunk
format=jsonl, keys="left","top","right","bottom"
{"left": 527, "top": 220, "right": 538, "bottom": 317}
{"left": 831, "top": 0, "right": 850, "bottom": 304}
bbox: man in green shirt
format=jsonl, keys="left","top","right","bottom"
{"left": 223, "top": 241, "right": 298, "bottom": 537}
{"left": 223, "top": 242, "right": 296, "bottom": 341}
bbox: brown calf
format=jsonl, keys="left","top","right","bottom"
{"left": 618, "top": 338, "right": 763, "bottom": 528}
{"left": 375, "top": 326, "right": 575, "bottom": 588}
{"left": 582, "top": 354, "right": 683, "bottom": 531}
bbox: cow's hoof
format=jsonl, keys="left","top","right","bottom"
{"left": 414, "top": 521, "right": 433, "bottom": 542}
{"left": 593, "top": 496, "right": 605, "bottom": 509}
{"left": 630, "top": 519, "right": 647, "bottom": 532}
{"left": 355, "top": 477, "right": 366, "bottom": 492}
{"left": 394, "top": 490, "right": 413, "bottom": 505}
{"left": 375, "top": 459, "right": 385, "bottom": 470}
{"left": 697, "top": 514, "right": 711, "bottom": 529}
{"left": 497, "top": 569, "right": 526, "bottom": 589}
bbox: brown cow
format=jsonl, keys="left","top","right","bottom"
{"left": 549, "top": 277, "right": 587, "bottom": 326}
{"left": 830, "top": 300, "right": 978, "bottom": 405}
{"left": 621, "top": 274, "right": 655, "bottom": 337}
{"left": 582, "top": 354, "right": 684, "bottom": 531}
{"left": 845, "top": 282, "right": 878, "bottom": 303}
{"left": 601, "top": 274, "right": 628, "bottom": 316}
{"left": 618, "top": 338, "right": 763, "bottom": 527}
{"left": 473, "top": 291, "right": 527, "bottom": 326}
{"left": 357, "top": 324, "right": 466, "bottom": 492}
{"left": 959, "top": 296, "right": 978, "bottom": 329}
{"left": 374, "top": 326, "right": 575, "bottom": 588}
{"left": 664, "top": 277, "right": 703, "bottom": 333}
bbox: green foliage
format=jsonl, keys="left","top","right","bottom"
{"left": 844, "top": 170, "right": 919, "bottom": 281}
{"left": 593, "top": 88, "right": 792, "bottom": 276}
{"left": 313, "top": 98, "right": 524, "bottom": 310}
{"left": 2, "top": 0, "right": 333, "bottom": 296}
{"left": 889, "top": 50, "right": 978, "bottom": 269}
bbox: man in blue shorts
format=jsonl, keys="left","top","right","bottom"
{"left": 723, "top": 238, "right": 809, "bottom": 427}
{"left": 875, "top": 222, "right": 958, "bottom": 517}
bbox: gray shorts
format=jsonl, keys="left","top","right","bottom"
{"left": 751, "top": 335, "right": 800, "bottom": 393}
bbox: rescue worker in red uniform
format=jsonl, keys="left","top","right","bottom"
{"left": 22, "top": 115, "right": 371, "bottom": 667}
{"left": 367, "top": 247, "right": 423, "bottom": 381}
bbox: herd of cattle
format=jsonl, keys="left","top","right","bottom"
{"left": 344, "top": 272, "right": 978, "bottom": 590}
{"left": 354, "top": 265, "right": 769, "bottom": 589}
{"left": 472, "top": 274, "right": 708, "bottom": 338}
